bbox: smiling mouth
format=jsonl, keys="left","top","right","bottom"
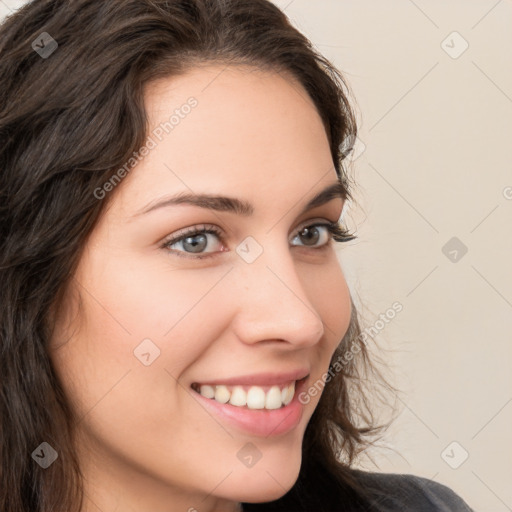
{"left": 191, "top": 376, "right": 308, "bottom": 410}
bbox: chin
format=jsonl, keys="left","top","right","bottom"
{"left": 227, "top": 454, "right": 302, "bottom": 504}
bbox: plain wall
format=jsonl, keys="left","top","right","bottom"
{"left": 2, "top": 1, "right": 510, "bottom": 510}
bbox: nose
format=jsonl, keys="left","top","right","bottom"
{"left": 229, "top": 242, "right": 325, "bottom": 349}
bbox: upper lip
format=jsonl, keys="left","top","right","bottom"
{"left": 192, "top": 368, "right": 310, "bottom": 387}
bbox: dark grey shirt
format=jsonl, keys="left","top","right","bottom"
{"left": 354, "top": 470, "right": 475, "bottom": 511}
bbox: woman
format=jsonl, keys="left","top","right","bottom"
{"left": 0, "top": 0, "right": 475, "bottom": 511}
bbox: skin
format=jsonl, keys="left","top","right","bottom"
{"left": 49, "top": 64, "right": 352, "bottom": 512}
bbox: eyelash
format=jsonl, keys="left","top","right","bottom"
{"left": 160, "top": 221, "right": 357, "bottom": 260}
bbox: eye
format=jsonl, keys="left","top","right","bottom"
{"left": 161, "top": 221, "right": 356, "bottom": 259}
{"left": 161, "top": 224, "right": 224, "bottom": 259}
{"left": 290, "top": 221, "right": 356, "bottom": 248}
{"left": 291, "top": 224, "right": 332, "bottom": 247}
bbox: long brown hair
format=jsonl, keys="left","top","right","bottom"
{"left": 0, "top": 1, "right": 393, "bottom": 510}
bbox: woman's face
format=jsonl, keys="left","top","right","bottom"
{"left": 49, "top": 64, "right": 352, "bottom": 512}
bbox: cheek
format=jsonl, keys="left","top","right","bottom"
{"left": 80, "top": 250, "right": 232, "bottom": 352}
{"left": 300, "top": 257, "right": 351, "bottom": 395}
{"left": 301, "top": 254, "right": 352, "bottom": 351}
{"left": 49, "top": 250, "right": 233, "bottom": 416}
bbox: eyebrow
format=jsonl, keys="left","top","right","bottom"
{"left": 131, "top": 180, "right": 346, "bottom": 219}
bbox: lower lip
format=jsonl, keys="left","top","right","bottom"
{"left": 191, "top": 378, "right": 308, "bottom": 437}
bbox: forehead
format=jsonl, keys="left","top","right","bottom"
{"left": 143, "top": 63, "right": 325, "bottom": 140}
{"left": 113, "top": 64, "right": 335, "bottom": 217}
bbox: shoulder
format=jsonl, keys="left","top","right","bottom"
{"left": 351, "top": 469, "right": 475, "bottom": 512}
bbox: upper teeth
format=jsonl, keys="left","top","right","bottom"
{"left": 196, "top": 382, "right": 295, "bottom": 409}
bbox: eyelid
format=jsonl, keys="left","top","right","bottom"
{"left": 294, "top": 217, "right": 337, "bottom": 234}
{"left": 162, "top": 223, "right": 219, "bottom": 242}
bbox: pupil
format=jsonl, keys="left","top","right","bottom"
{"left": 183, "top": 234, "right": 207, "bottom": 253}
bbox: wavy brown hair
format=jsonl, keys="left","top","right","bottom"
{"left": 0, "top": 1, "right": 394, "bottom": 510}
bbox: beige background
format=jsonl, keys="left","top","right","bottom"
{"left": 267, "top": 1, "right": 511, "bottom": 511}
{"left": 2, "top": 1, "right": 511, "bottom": 510}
